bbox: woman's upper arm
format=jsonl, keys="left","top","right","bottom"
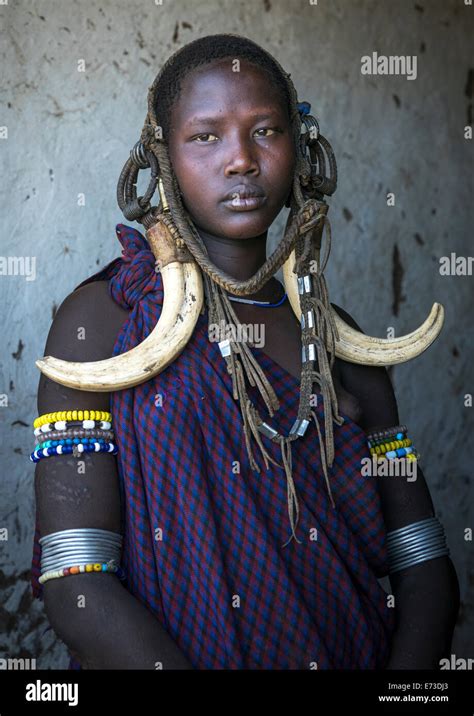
{"left": 35, "top": 281, "right": 122, "bottom": 561}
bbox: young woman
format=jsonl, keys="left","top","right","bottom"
{"left": 31, "top": 34, "right": 459, "bottom": 670}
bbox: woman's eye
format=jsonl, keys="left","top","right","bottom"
{"left": 193, "top": 133, "right": 218, "bottom": 143}
{"left": 254, "top": 127, "right": 277, "bottom": 137}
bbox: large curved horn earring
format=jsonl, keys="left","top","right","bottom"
{"left": 282, "top": 105, "right": 445, "bottom": 365}
{"left": 282, "top": 249, "right": 444, "bottom": 365}
{"left": 36, "top": 167, "right": 204, "bottom": 390}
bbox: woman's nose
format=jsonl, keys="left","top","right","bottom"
{"left": 224, "top": 137, "right": 259, "bottom": 176}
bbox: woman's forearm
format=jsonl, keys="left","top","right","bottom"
{"left": 385, "top": 556, "right": 460, "bottom": 669}
{"left": 44, "top": 573, "right": 194, "bottom": 669}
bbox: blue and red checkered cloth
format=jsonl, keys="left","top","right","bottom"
{"left": 31, "top": 223, "right": 396, "bottom": 669}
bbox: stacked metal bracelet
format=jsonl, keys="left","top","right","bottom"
{"left": 39, "top": 528, "right": 125, "bottom": 585}
{"left": 366, "top": 425, "right": 419, "bottom": 462}
{"left": 387, "top": 516, "right": 450, "bottom": 573}
{"left": 30, "top": 409, "right": 118, "bottom": 463}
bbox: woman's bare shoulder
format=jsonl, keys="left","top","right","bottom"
{"left": 36, "top": 280, "right": 131, "bottom": 416}
{"left": 43, "top": 280, "right": 131, "bottom": 363}
{"left": 331, "top": 302, "right": 400, "bottom": 430}
{"left": 74, "top": 279, "right": 130, "bottom": 324}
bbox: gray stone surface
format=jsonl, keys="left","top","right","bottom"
{"left": 1, "top": 0, "right": 472, "bottom": 668}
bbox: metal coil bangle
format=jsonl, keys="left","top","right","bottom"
{"left": 388, "top": 535, "right": 444, "bottom": 558}
{"left": 40, "top": 528, "right": 123, "bottom": 574}
{"left": 39, "top": 528, "right": 122, "bottom": 543}
{"left": 387, "top": 516, "right": 449, "bottom": 574}
{"left": 390, "top": 547, "right": 449, "bottom": 574}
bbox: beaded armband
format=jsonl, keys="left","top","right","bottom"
{"left": 366, "top": 424, "right": 419, "bottom": 462}
{"left": 30, "top": 409, "right": 118, "bottom": 463}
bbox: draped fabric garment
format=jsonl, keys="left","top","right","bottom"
{"left": 31, "top": 223, "right": 396, "bottom": 669}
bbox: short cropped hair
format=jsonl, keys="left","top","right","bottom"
{"left": 153, "top": 34, "right": 292, "bottom": 141}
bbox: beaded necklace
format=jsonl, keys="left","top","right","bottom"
{"left": 226, "top": 286, "right": 288, "bottom": 308}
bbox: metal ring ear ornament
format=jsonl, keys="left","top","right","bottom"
{"left": 296, "top": 101, "right": 336, "bottom": 198}
{"left": 116, "top": 141, "right": 161, "bottom": 222}
{"left": 130, "top": 141, "right": 151, "bottom": 169}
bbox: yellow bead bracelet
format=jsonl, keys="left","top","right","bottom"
{"left": 370, "top": 438, "right": 412, "bottom": 456}
{"left": 34, "top": 410, "right": 112, "bottom": 429}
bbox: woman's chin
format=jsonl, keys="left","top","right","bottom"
{"left": 187, "top": 203, "right": 284, "bottom": 240}
{"left": 217, "top": 212, "right": 276, "bottom": 240}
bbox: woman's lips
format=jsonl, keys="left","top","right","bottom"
{"left": 222, "top": 195, "right": 267, "bottom": 212}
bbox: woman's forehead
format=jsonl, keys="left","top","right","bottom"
{"left": 173, "top": 60, "right": 288, "bottom": 122}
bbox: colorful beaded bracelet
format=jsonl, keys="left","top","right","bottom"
{"left": 367, "top": 434, "right": 407, "bottom": 449}
{"left": 366, "top": 425, "right": 419, "bottom": 461}
{"left": 33, "top": 428, "right": 115, "bottom": 444}
{"left": 34, "top": 419, "right": 113, "bottom": 436}
{"left": 34, "top": 410, "right": 112, "bottom": 429}
{"left": 367, "top": 432, "right": 407, "bottom": 447}
{"left": 369, "top": 439, "right": 412, "bottom": 455}
{"left": 366, "top": 425, "right": 408, "bottom": 441}
{"left": 30, "top": 441, "right": 118, "bottom": 463}
{"left": 39, "top": 560, "right": 125, "bottom": 585}
{"left": 35, "top": 437, "right": 108, "bottom": 451}
{"left": 376, "top": 446, "right": 417, "bottom": 459}
{"left": 374, "top": 450, "right": 419, "bottom": 462}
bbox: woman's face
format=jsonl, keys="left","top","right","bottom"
{"left": 167, "top": 58, "right": 296, "bottom": 240}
